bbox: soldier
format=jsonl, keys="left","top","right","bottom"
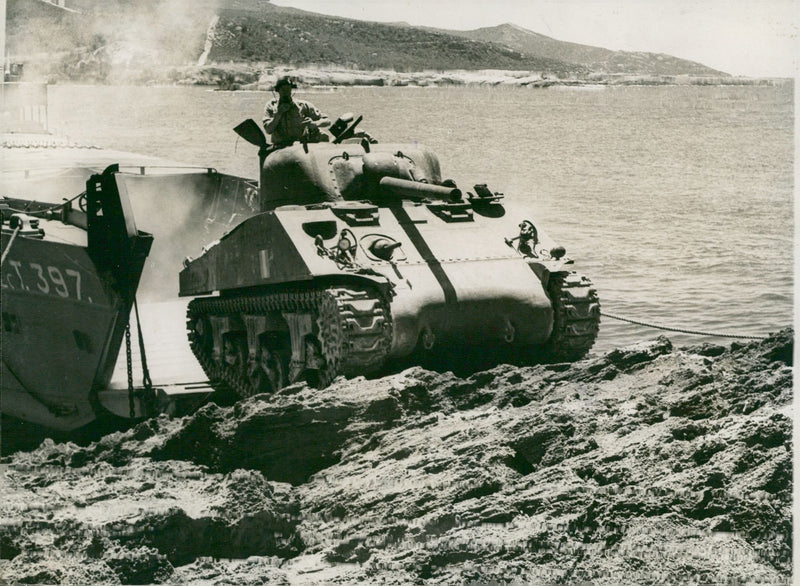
{"left": 262, "top": 75, "right": 330, "bottom": 147}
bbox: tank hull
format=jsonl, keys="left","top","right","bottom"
{"left": 180, "top": 198, "right": 599, "bottom": 396}
{"left": 180, "top": 200, "right": 559, "bottom": 351}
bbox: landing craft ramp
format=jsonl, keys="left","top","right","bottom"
{"left": 103, "top": 299, "right": 215, "bottom": 419}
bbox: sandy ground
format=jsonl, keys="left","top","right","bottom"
{"left": 0, "top": 329, "right": 792, "bottom": 585}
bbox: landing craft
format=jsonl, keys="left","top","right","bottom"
{"left": 179, "top": 114, "right": 601, "bottom": 397}
{"left": 1, "top": 166, "right": 152, "bottom": 430}
{"left": 1, "top": 83, "right": 258, "bottom": 432}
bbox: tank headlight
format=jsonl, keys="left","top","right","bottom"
{"left": 550, "top": 246, "right": 566, "bottom": 260}
{"left": 336, "top": 229, "right": 358, "bottom": 258}
{"left": 338, "top": 235, "right": 355, "bottom": 252}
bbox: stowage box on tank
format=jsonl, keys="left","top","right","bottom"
{"left": 179, "top": 115, "right": 600, "bottom": 397}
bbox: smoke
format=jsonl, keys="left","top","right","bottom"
{"left": 120, "top": 170, "right": 257, "bottom": 302}
{"left": 122, "top": 172, "right": 219, "bottom": 301}
{"left": 7, "top": 0, "right": 226, "bottom": 82}
{"left": 96, "top": 0, "right": 218, "bottom": 68}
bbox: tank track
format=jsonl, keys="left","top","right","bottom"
{"left": 186, "top": 286, "right": 392, "bottom": 398}
{"left": 543, "top": 272, "right": 601, "bottom": 361}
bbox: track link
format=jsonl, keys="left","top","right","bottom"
{"left": 544, "top": 272, "right": 601, "bottom": 361}
{"left": 187, "top": 286, "right": 392, "bottom": 397}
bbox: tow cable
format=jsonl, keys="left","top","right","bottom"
{"left": 2, "top": 190, "right": 88, "bottom": 267}
{"left": 600, "top": 311, "right": 767, "bottom": 341}
{"left": 126, "top": 298, "right": 154, "bottom": 420}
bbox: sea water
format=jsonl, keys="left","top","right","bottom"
{"left": 47, "top": 83, "right": 794, "bottom": 354}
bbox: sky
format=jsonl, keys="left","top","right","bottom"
{"left": 271, "top": 0, "right": 797, "bottom": 78}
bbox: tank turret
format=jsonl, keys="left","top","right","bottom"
{"left": 180, "top": 115, "right": 600, "bottom": 397}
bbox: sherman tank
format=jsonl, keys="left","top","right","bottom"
{"left": 178, "top": 114, "right": 600, "bottom": 397}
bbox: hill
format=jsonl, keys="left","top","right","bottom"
{"left": 7, "top": 0, "right": 732, "bottom": 84}
{"left": 448, "top": 23, "right": 726, "bottom": 76}
{"left": 208, "top": 5, "right": 581, "bottom": 73}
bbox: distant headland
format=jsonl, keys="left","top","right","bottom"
{"left": 6, "top": 0, "right": 791, "bottom": 88}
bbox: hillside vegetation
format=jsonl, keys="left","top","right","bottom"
{"left": 7, "top": 0, "right": 743, "bottom": 85}
{"left": 210, "top": 8, "right": 580, "bottom": 73}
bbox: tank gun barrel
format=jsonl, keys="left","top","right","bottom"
{"left": 378, "top": 176, "right": 461, "bottom": 202}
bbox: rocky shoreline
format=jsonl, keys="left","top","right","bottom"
{"left": 0, "top": 329, "right": 792, "bottom": 584}
{"left": 222, "top": 67, "right": 788, "bottom": 91}
{"left": 33, "top": 56, "right": 789, "bottom": 89}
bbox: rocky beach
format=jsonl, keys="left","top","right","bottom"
{"left": 179, "top": 65, "right": 780, "bottom": 91}
{"left": 0, "top": 329, "right": 792, "bottom": 584}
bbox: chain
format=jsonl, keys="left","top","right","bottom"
{"left": 125, "top": 323, "right": 134, "bottom": 419}
{"left": 600, "top": 312, "right": 767, "bottom": 340}
{"left": 133, "top": 298, "right": 153, "bottom": 392}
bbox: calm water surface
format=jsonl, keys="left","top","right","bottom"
{"left": 47, "top": 83, "right": 794, "bottom": 353}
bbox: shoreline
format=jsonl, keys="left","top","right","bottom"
{"left": 24, "top": 62, "right": 792, "bottom": 90}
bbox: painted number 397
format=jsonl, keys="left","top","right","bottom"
{"left": 3, "top": 261, "right": 85, "bottom": 301}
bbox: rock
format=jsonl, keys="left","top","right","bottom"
{"left": 0, "top": 329, "right": 792, "bottom": 583}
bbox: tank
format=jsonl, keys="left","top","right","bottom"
{"left": 179, "top": 114, "right": 600, "bottom": 397}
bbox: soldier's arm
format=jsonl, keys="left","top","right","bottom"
{"left": 303, "top": 103, "right": 330, "bottom": 128}
{"left": 263, "top": 102, "right": 282, "bottom": 133}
